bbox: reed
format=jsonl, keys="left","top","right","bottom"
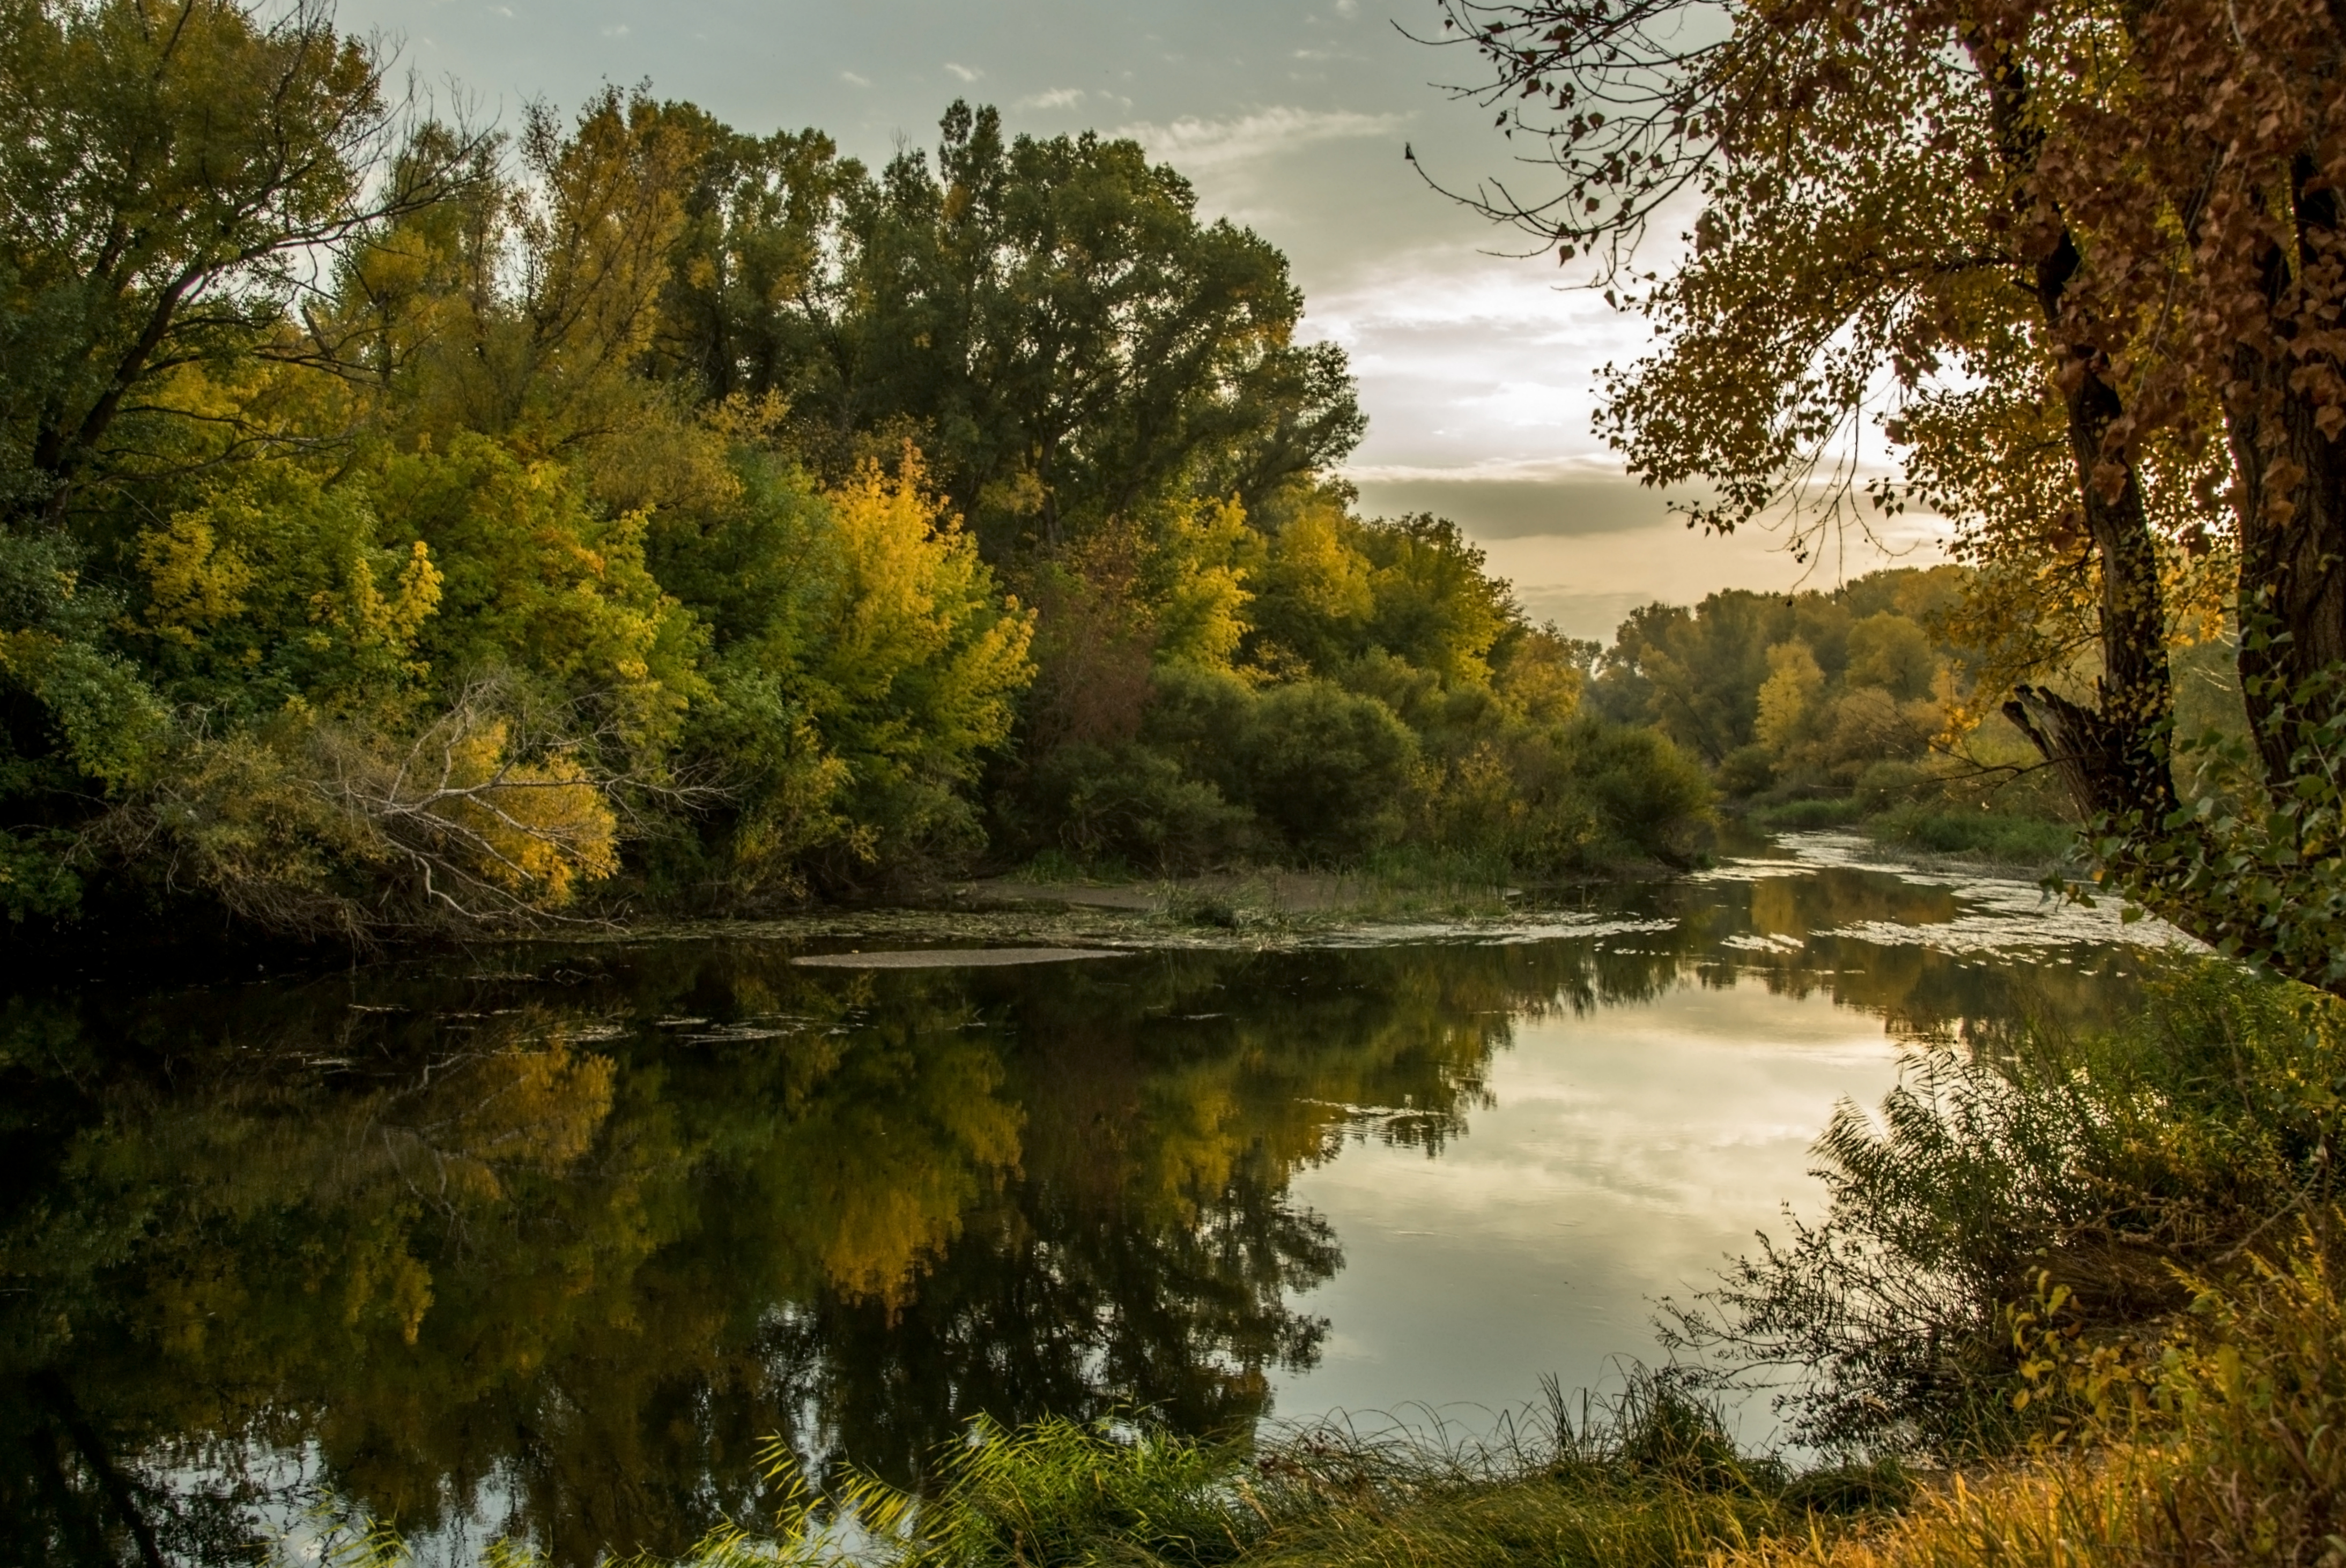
{"left": 637, "top": 1375, "right": 1906, "bottom": 1568}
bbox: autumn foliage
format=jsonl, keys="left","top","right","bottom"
{"left": 1439, "top": 0, "right": 2346, "bottom": 993}
{"left": 0, "top": 0, "right": 1707, "bottom": 940}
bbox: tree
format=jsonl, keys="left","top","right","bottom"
{"left": 651, "top": 118, "right": 862, "bottom": 406}
{"left": 0, "top": 0, "right": 478, "bottom": 521}
{"left": 1429, "top": 0, "right": 2346, "bottom": 992}
{"left": 795, "top": 103, "right": 1364, "bottom": 559}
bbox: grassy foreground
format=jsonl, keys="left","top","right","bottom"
{"left": 659, "top": 1381, "right": 1908, "bottom": 1568}
{"left": 631, "top": 1252, "right": 2346, "bottom": 1568}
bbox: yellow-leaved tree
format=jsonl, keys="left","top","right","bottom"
{"left": 796, "top": 449, "right": 1036, "bottom": 871}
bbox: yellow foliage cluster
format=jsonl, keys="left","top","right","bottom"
{"left": 428, "top": 717, "right": 621, "bottom": 908}
{"left": 130, "top": 468, "right": 448, "bottom": 707}
{"left": 137, "top": 511, "right": 255, "bottom": 641}
{"left": 817, "top": 449, "right": 1035, "bottom": 761}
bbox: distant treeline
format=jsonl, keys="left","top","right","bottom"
{"left": 0, "top": 0, "right": 1709, "bottom": 940}
{"left": 1587, "top": 563, "right": 2246, "bottom": 845}
{"left": 1586, "top": 565, "right": 2143, "bottom": 851}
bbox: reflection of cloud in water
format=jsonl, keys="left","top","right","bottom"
{"left": 1301, "top": 915, "right": 1682, "bottom": 949}
{"left": 1273, "top": 833, "right": 2197, "bottom": 1433}
{"left": 1701, "top": 831, "right": 2205, "bottom": 954}
{"left": 1719, "top": 932, "right": 1807, "bottom": 954}
{"left": 1276, "top": 983, "right": 1903, "bottom": 1438}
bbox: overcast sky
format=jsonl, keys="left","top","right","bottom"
{"left": 338, "top": 0, "right": 1942, "bottom": 638}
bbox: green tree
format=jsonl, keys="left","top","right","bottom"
{"left": 798, "top": 103, "right": 1363, "bottom": 559}
{"left": 0, "top": 0, "right": 475, "bottom": 519}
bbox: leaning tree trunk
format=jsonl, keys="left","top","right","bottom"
{"left": 2003, "top": 307, "right": 2179, "bottom": 825}
{"left": 1970, "top": 28, "right": 2179, "bottom": 825}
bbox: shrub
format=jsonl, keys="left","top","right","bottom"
{"left": 1667, "top": 963, "right": 2346, "bottom": 1457}
{"left": 1416, "top": 718, "right": 1712, "bottom": 876}
{"left": 1717, "top": 744, "right": 1777, "bottom": 798}
{"left": 1716, "top": 1235, "right": 2346, "bottom": 1568}
{"left": 118, "top": 681, "right": 626, "bottom": 940}
{"left": 1139, "top": 663, "right": 1260, "bottom": 798}
{"left": 1230, "top": 680, "right": 1419, "bottom": 859}
{"left": 1852, "top": 760, "right": 1929, "bottom": 813}
{"left": 1017, "top": 739, "right": 1254, "bottom": 870}
{"left": 1559, "top": 718, "right": 1712, "bottom": 864}
{"left": 1749, "top": 797, "right": 1865, "bottom": 830}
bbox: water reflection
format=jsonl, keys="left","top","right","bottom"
{"left": 0, "top": 842, "right": 2166, "bottom": 1565}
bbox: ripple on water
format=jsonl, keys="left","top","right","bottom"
{"left": 790, "top": 947, "right": 1136, "bottom": 968}
{"left": 1700, "top": 830, "right": 2206, "bottom": 955}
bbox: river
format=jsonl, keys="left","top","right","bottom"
{"left": 0, "top": 834, "right": 2191, "bottom": 1565}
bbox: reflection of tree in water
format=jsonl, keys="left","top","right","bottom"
{"left": 0, "top": 911, "right": 2153, "bottom": 1565}
{"left": 1663, "top": 866, "right": 2151, "bottom": 1041}
{"left": 0, "top": 940, "right": 1540, "bottom": 1565}
{"left": 764, "top": 1162, "right": 1342, "bottom": 1491}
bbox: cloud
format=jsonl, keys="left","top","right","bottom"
{"left": 1347, "top": 469, "right": 1679, "bottom": 541}
{"left": 1334, "top": 0, "right": 1360, "bottom": 14}
{"left": 839, "top": 70, "right": 871, "bottom": 88}
{"left": 1016, "top": 87, "right": 1086, "bottom": 110}
{"left": 944, "top": 61, "right": 982, "bottom": 82}
{"left": 1112, "top": 106, "right": 1409, "bottom": 170}
{"left": 1293, "top": 244, "right": 1654, "bottom": 477}
{"left": 1306, "top": 235, "right": 1951, "bottom": 625}
{"left": 600, "top": 23, "right": 627, "bottom": 36}
{"left": 1344, "top": 457, "right": 1631, "bottom": 486}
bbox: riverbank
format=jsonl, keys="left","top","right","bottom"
{"left": 0, "top": 853, "right": 1576, "bottom": 969}
{"left": 520, "top": 843, "right": 1719, "bottom": 956}
{"left": 1743, "top": 797, "right": 2080, "bottom": 874}
{"left": 0, "top": 824, "right": 2075, "bottom": 983}
{"left": 593, "top": 826, "right": 2144, "bottom": 962}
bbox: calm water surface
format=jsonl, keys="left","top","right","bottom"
{"left": 0, "top": 835, "right": 2185, "bottom": 1565}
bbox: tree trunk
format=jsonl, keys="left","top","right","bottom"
{"left": 2223, "top": 167, "right": 2346, "bottom": 781}
{"left": 1971, "top": 31, "right": 2178, "bottom": 823}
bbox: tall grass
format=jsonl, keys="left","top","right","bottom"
{"left": 1743, "top": 796, "right": 2075, "bottom": 866}
{"left": 1865, "top": 806, "right": 2076, "bottom": 865}
{"left": 629, "top": 1378, "right": 1907, "bottom": 1568}
{"left": 1746, "top": 798, "right": 1868, "bottom": 832}
{"left": 1726, "top": 1227, "right": 2346, "bottom": 1568}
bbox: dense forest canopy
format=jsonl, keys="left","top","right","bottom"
{"left": 0, "top": 0, "right": 1711, "bottom": 941}
{"left": 12, "top": 0, "right": 2243, "bottom": 952}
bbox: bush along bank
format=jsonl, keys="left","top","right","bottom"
{"left": 2, "top": 0, "right": 1711, "bottom": 945}
{"left": 514, "top": 959, "right": 2346, "bottom": 1568}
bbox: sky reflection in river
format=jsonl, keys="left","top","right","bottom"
{"left": 0, "top": 836, "right": 2173, "bottom": 1565}
{"left": 1273, "top": 833, "right": 2180, "bottom": 1431}
{"left": 1278, "top": 984, "right": 1904, "bottom": 1430}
